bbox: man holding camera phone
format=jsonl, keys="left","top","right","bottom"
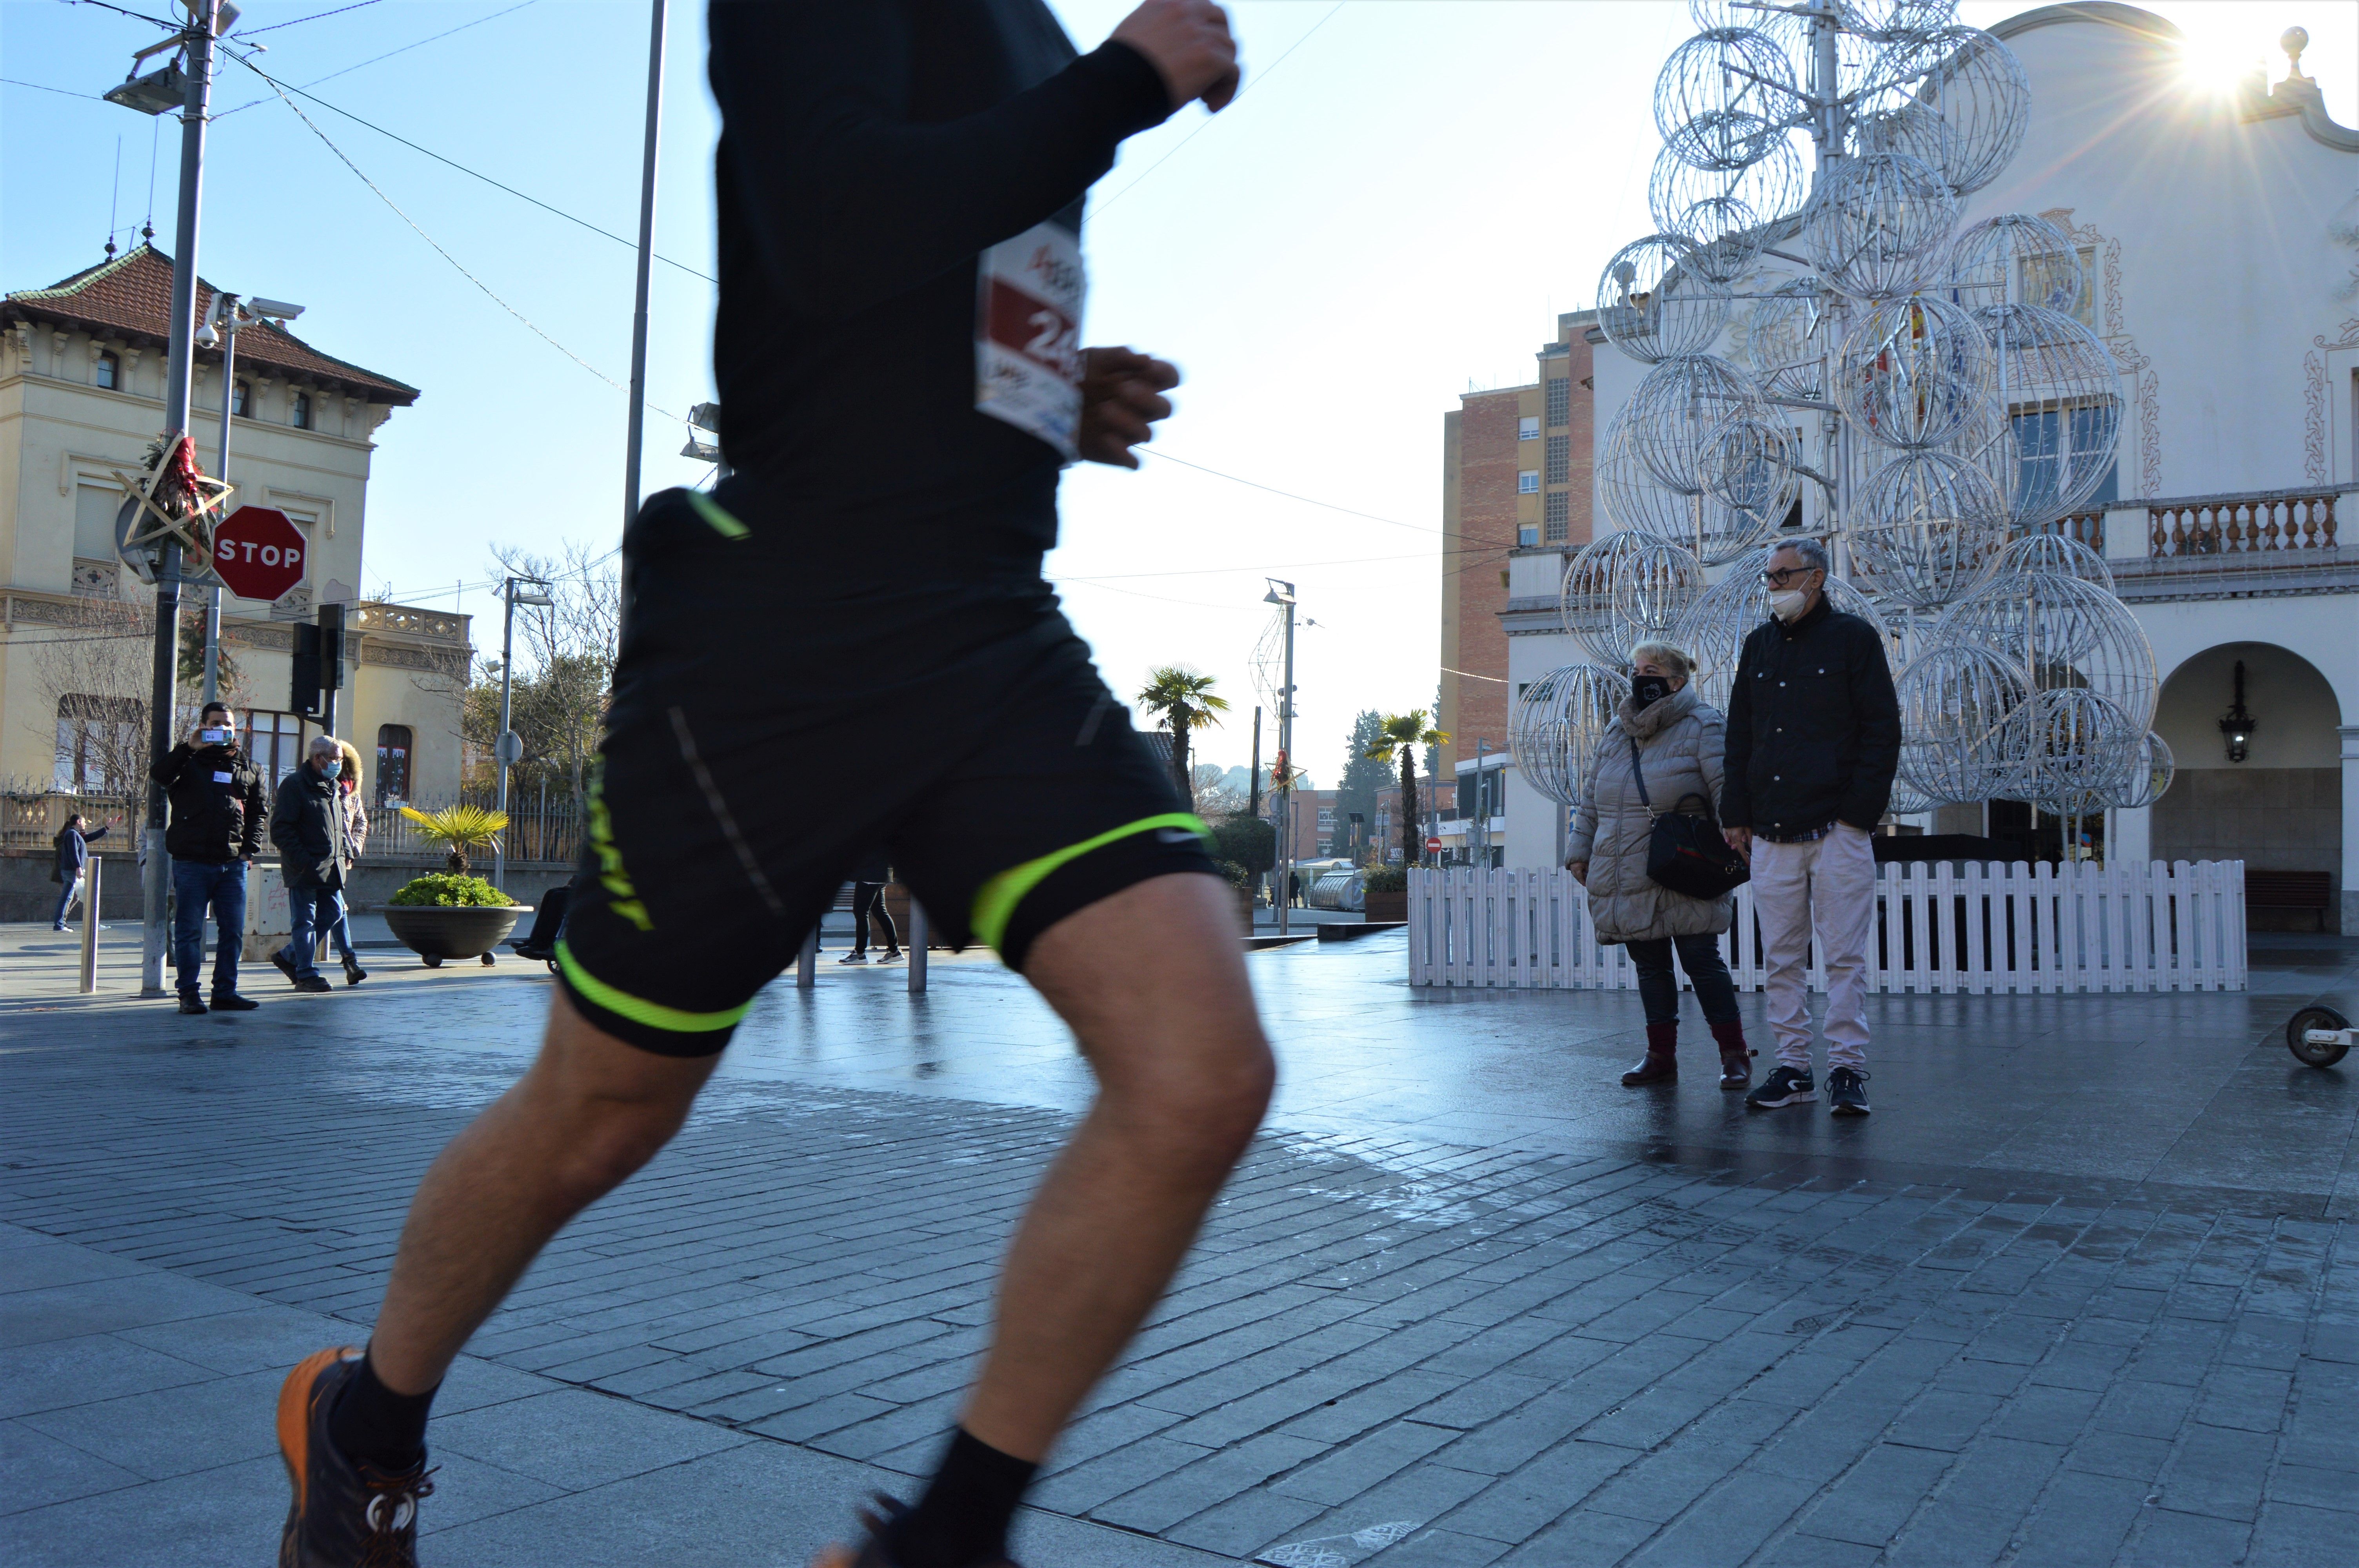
{"left": 151, "top": 700, "right": 269, "bottom": 1014}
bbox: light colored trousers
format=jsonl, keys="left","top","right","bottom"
{"left": 1753, "top": 822, "right": 1877, "bottom": 1071}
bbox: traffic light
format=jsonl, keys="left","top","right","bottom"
{"left": 287, "top": 604, "right": 345, "bottom": 720}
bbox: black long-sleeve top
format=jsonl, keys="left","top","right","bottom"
{"left": 704, "top": 0, "right": 1171, "bottom": 560}
{"left": 1721, "top": 597, "right": 1902, "bottom": 837}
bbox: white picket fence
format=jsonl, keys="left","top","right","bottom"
{"left": 1406, "top": 860, "right": 2247, "bottom": 995}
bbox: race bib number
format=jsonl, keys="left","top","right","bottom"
{"left": 976, "top": 220, "right": 1085, "bottom": 462}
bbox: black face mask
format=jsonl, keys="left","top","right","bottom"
{"left": 1632, "top": 675, "right": 1673, "bottom": 708}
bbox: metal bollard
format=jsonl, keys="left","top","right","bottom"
{"left": 907, "top": 902, "right": 927, "bottom": 994}
{"left": 79, "top": 856, "right": 103, "bottom": 994}
{"left": 796, "top": 927, "right": 817, "bottom": 988}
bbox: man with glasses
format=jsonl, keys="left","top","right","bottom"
{"left": 1721, "top": 538, "right": 1900, "bottom": 1116}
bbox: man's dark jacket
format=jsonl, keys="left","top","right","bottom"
{"left": 1721, "top": 596, "right": 1902, "bottom": 838}
{"left": 270, "top": 766, "right": 347, "bottom": 890}
{"left": 151, "top": 742, "right": 269, "bottom": 863}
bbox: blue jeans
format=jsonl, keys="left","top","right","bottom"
{"left": 172, "top": 859, "right": 247, "bottom": 997}
{"left": 323, "top": 891, "right": 356, "bottom": 965}
{"left": 53, "top": 875, "right": 82, "bottom": 928}
{"left": 278, "top": 882, "right": 334, "bottom": 980}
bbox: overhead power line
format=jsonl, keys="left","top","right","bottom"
{"left": 227, "top": 49, "right": 677, "bottom": 418}
{"left": 240, "top": 0, "right": 382, "bottom": 36}
{"left": 226, "top": 56, "right": 716, "bottom": 283}
{"left": 214, "top": 0, "right": 542, "bottom": 115}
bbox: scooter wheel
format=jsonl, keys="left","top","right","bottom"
{"left": 2286, "top": 1005, "right": 2350, "bottom": 1067}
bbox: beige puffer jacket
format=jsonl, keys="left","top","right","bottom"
{"left": 1564, "top": 683, "right": 1734, "bottom": 944}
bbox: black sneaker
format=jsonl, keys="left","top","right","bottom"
{"left": 271, "top": 949, "right": 300, "bottom": 986}
{"left": 1745, "top": 1065, "right": 1817, "bottom": 1109}
{"left": 342, "top": 960, "right": 368, "bottom": 987}
{"left": 293, "top": 974, "right": 334, "bottom": 995}
{"left": 838, "top": 952, "right": 869, "bottom": 965}
{"left": 877, "top": 949, "right": 904, "bottom": 964}
{"left": 277, "top": 1346, "right": 433, "bottom": 1568}
{"left": 177, "top": 993, "right": 207, "bottom": 1015}
{"left": 210, "top": 992, "right": 260, "bottom": 1012}
{"left": 1827, "top": 1066, "right": 1872, "bottom": 1116}
{"left": 814, "top": 1492, "right": 1023, "bottom": 1568}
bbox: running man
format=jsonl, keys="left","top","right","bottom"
{"left": 275, "top": 4, "right": 1269, "bottom": 1566}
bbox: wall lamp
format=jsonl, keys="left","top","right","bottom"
{"left": 2218, "top": 659, "right": 2257, "bottom": 764}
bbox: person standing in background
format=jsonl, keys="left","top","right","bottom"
{"left": 318, "top": 737, "right": 371, "bottom": 987}
{"left": 151, "top": 701, "right": 267, "bottom": 1013}
{"left": 51, "top": 810, "right": 121, "bottom": 931}
{"left": 840, "top": 848, "right": 903, "bottom": 964}
{"left": 270, "top": 735, "right": 353, "bottom": 997}
{"left": 1721, "top": 538, "right": 1901, "bottom": 1117}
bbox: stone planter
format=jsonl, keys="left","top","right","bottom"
{"left": 1363, "top": 890, "right": 1407, "bottom": 922}
{"left": 384, "top": 904, "right": 528, "bottom": 967}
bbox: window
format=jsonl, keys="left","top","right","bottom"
{"left": 2011, "top": 403, "right": 2119, "bottom": 518}
{"left": 1545, "top": 435, "right": 1570, "bottom": 484}
{"left": 240, "top": 710, "right": 308, "bottom": 786}
{"left": 74, "top": 483, "right": 124, "bottom": 561}
{"left": 1316, "top": 808, "right": 1335, "bottom": 828}
{"left": 375, "top": 725, "right": 413, "bottom": 807}
{"left": 1519, "top": 523, "right": 1540, "bottom": 547}
{"left": 2019, "top": 245, "right": 2099, "bottom": 328}
{"left": 94, "top": 351, "right": 119, "bottom": 390}
{"left": 1545, "top": 491, "right": 1570, "bottom": 542}
{"left": 53, "top": 695, "right": 142, "bottom": 793}
{"left": 290, "top": 390, "right": 312, "bottom": 430}
{"left": 1546, "top": 375, "right": 1570, "bottom": 428}
{"left": 1518, "top": 416, "right": 1540, "bottom": 441}
{"left": 1517, "top": 470, "right": 1539, "bottom": 494}
{"left": 233, "top": 379, "right": 251, "bottom": 417}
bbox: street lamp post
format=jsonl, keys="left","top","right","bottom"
{"left": 194, "top": 289, "right": 302, "bottom": 703}
{"left": 106, "top": 0, "right": 232, "bottom": 996}
{"left": 494, "top": 577, "right": 554, "bottom": 892}
{"left": 1263, "top": 580, "right": 1296, "bottom": 936}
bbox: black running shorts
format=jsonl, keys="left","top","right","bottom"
{"left": 554, "top": 486, "right": 1217, "bottom": 1057}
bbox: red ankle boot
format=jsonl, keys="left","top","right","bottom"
{"left": 1710, "top": 1020, "right": 1755, "bottom": 1089}
{"left": 1622, "top": 1021, "right": 1679, "bottom": 1085}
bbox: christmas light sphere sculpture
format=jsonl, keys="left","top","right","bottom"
{"left": 2109, "top": 730, "right": 2175, "bottom": 813}
{"left": 1879, "top": 25, "right": 2030, "bottom": 195}
{"left": 1894, "top": 641, "right": 2031, "bottom": 803}
{"left": 1839, "top": 293, "right": 1993, "bottom": 449}
{"left": 1807, "top": 152, "right": 1959, "bottom": 299}
{"left": 1938, "top": 570, "right": 2157, "bottom": 733}
{"left": 1625, "top": 354, "right": 1774, "bottom": 492}
{"left": 1586, "top": 2, "right": 2157, "bottom": 822}
{"left": 1982, "top": 530, "right": 2114, "bottom": 594}
{"left": 1655, "top": 29, "right": 1797, "bottom": 149}
{"left": 1948, "top": 212, "right": 2084, "bottom": 311}
{"left": 1511, "top": 663, "right": 1630, "bottom": 808}
{"left": 1980, "top": 303, "right": 2123, "bottom": 523}
{"left": 1559, "top": 531, "right": 1706, "bottom": 668}
{"left": 1849, "top": 449, "right": 2010, "bottom": 608}
{"left": 1596, "top": 236, "right": 1732, "bottom": 364}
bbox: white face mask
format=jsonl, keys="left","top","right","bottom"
{"left": 1769, "top": 588, "right": 1810, "bottom": 622}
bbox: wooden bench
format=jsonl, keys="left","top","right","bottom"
{"left": 2246, "top": 870, "right": 2333, "bottom": 932}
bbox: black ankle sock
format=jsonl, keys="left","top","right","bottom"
{"left": 884, "top": 1427, "right": 1038, "bottom": 1568}
{"left": 327, "top": 1348, "right": 438, "bottom": 1472}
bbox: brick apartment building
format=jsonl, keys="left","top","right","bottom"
{"left": 1436, "top": 309, "right": 1597, "bottom": 777}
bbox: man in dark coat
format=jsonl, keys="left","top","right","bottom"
{"left": 51, "top": 810, "right": 120, "bottom": 930}
{"left": 1722, "top": 537, "right": 1901, "bottom": 1117}
{"left": 269, "top": 734, "right": 351, "bottom": 995}
{"left": 152, "top": 700, "right": 270, "bottom": 1012}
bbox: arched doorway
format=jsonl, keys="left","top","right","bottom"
{"left": 2150, "top": 642, "right": 2343, "bottom": 929}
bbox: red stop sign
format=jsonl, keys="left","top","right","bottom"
{"left": 211, "top": 506, "right": 307, "bottom": 601}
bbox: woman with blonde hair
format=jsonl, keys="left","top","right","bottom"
{"left": 320, "top": 736, "right": 369, "bottom": 985}
{"left": 1565, "top": 641, "right": 1755, "bottom": 1089}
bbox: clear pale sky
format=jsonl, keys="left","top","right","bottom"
{"left": 6, "top": 0, "right": 2352, "bottom": 785}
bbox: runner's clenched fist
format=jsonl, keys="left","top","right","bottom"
{"left": 1112, "top": 0, "right": 1241, "bottom": 111}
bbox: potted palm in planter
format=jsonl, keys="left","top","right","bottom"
{"left": 383, "top": 805, "right": 528, "bottom": 967}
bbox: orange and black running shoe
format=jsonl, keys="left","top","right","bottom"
{"left": 276, "top": 1347, "right": 435, "bottom": 1568}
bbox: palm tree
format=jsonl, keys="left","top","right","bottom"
{"left": 398, "top": 803, "right": 508, "bottom": 877}
{"left": 1136, "top": 666, "right": 1229, "bottom": 809}
{"left": 1366, "top": 710, "right": 1448, "bottom": 865}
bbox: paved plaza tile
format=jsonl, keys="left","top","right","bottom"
{"left": 1, "top": 924, "right": 2354, "bottom": 1564}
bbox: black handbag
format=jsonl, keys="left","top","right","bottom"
{"left": 1627, "top": 736, "right": 1750, "bottom": 900}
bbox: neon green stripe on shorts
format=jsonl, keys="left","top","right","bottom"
{"left": 970, "top": 813, "right": 1211, "bottom": 956}
{"left": 686, "top": 492, "right": 751, "bottom": 539}
{"left": 556, "top": 939, "right": 752, "bottom": 1034}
